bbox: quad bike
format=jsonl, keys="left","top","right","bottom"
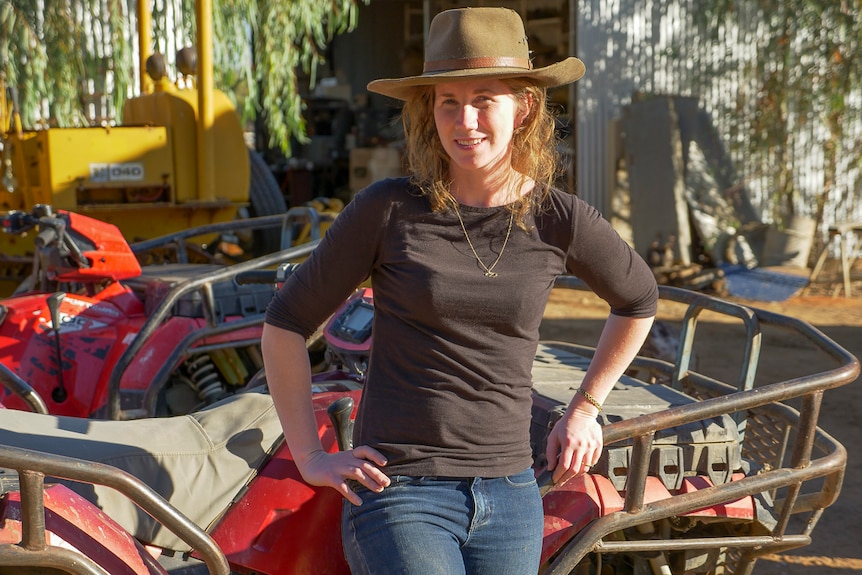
{"left": 0, "top": 277, "right": 859, "bottom": 575}
{"left": 0, "top": 204, "right": 330, "bottom": 419}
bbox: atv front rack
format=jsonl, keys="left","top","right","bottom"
{"left": 536, "top": 277, "right": 859, "bottom": 575}
{"left": 0, "top": 443, "right": 230, "bottom": 575}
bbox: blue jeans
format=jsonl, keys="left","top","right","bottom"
{"left": 342, "top": 468, "right": 544, "bottom": 575}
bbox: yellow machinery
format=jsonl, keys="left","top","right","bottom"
{"left": 0, "top": 0, "right": 288, "bottom": 294}
{"left": 0, "top": 87, "right": 250, "bottom": 234}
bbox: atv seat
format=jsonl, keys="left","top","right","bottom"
{"left": 0, "top": 388, "right": 283, "bottom": 552}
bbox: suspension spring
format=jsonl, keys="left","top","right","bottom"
{"left": 184, "top": 354, "right": 227, "bottom": 403}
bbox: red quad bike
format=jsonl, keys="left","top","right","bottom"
{"left": 0, "top": 204, "right": 325, "bottom": 419}
{"left": 0, "top": 277, "right": 859, "bottom": 575}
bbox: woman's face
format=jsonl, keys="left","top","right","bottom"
{"left": 433, "top": 78, "right": 529, "bottom": 178}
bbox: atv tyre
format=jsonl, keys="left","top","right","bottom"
{"left": 248, "top": 149, "right": 287, "bottom": 256}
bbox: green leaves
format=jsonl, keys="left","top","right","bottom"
{"left": 1, "top": 0, "right": 367, "bottom": 153}
{"left": 249, "top": 0, "right": 366, "bottom": 153}
{"left": 688, "top": 0, "right": 862, "bottom": 227}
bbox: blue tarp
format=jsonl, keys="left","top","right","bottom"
{"left": 719, "top": 264, "right": 809, "bottom": 302}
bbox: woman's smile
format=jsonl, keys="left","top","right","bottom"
{"left": 434, "top": 78, "right": 527, "bottom": 177}
{"left": 455, "top": 137, "right": 485, "bottom": 148}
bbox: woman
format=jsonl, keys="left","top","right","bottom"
{"left": 262, "top": 7, "right": 658, "bottom": 574}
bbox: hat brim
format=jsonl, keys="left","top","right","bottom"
{"left": 367, "top": 57, "right": 585, "bottom": 100}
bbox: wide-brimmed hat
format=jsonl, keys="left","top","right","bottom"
{"left": 367, "top": 7, "right": 585, "bottom": 101}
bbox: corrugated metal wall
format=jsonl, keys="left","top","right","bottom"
{"left": 576, "top": 0, "right": 862, "bottom": 239}
{"left": 63, "top": 0, "right": 862, "bottom": 245}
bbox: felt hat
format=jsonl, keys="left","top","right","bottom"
{"left": 367, "top": 7, "right": 585, "bottom": 100}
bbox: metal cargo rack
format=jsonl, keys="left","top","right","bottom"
{"left": 536, "top": 276, "right": 859, "bottom": 575}
{"left": 0, "top": 443, "right": 231, "bottom": 575}
{"left": 530, "top": 346, "right": 745, "bottom": 492}
{"left": 104, "top": 240, "right": 319, "bottom": 420}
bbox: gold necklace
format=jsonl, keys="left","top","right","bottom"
{"left": 453, "top": 206, "right": 514, "bottom": 278}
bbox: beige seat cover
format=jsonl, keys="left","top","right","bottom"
{"left": 0, "top": 388, "right": 283, "bottom": 552}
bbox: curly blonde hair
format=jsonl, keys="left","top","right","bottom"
{"left": 400, "top": 79, "right": 562, "bottom": 229}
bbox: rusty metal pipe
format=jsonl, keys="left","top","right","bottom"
{"left": 18, "top": 470, "right": 46, "bottom": 551}
{"left": 593, "top": 533, "right": 811, "bottom": 553}
{"left": 0, "top": 444, "right": 230, "bottom": 575}
{"left": 623, "top": 433, "right": 653, "bottom": 513}
{"left": 542, "top": 432, "right": 846, "bottom": 575}
{"left": 0, "top": 544, "right": 109, "bottom": 575}
{"left": 0, "top": 363, "right": 49, "bottom": 414}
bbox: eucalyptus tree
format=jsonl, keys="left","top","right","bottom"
{"left": 0, "top": 0, "right": 368, "bottom": 154}
{"left": 690, "top": 0, "right": 862, "bottom": 230}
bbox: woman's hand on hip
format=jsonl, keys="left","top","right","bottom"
{"left": 298, "top": 446, "right": 391, "bottom": 506}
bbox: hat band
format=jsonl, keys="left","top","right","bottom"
{"left": 423, "top": 56, "right": 532, "bottom": 74}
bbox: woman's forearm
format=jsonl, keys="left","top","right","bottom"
{"left": 261, "top": 323, "right": 325, "bottom": 467}
{"left": 569, "top": 314, "right": 655, "bottom": 415}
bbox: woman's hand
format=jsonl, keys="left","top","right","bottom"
{"left": 542, "top": 315, "right": 654, "bottom": 486}
{"left": 544, "top": 408, "right": 603, "bottom": 485}
{"left": 297, "top": 445, "right": 391, "bottom": 506}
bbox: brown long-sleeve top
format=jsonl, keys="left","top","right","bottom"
{"left": 265, "top": 177, "right": 658, "bottom": 478}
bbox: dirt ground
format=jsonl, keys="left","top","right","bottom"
{"left": 540, "top": 276, "right": 862, "bottom": 575}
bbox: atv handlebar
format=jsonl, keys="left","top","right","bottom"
{"left": 1, "top": 204, "right": 56, "bottom": 235}
{"left": 1, "top": 211, "right": 35, "bottom": 235}
{"left": 2, "top": 207, "right": 92, "bottom": 276}
{"left": 234, "top": 262, "right": 300, "bottom": 285}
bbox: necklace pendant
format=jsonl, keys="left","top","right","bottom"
{"left": 454, "top": 205, "right": 513, "bottom": 279}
